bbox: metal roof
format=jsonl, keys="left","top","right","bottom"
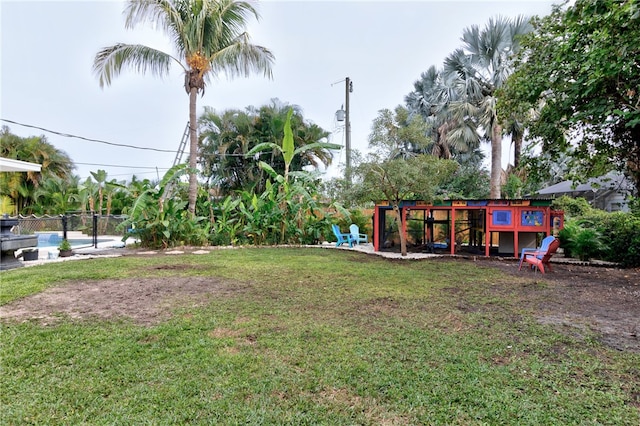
{"left": 535, "top": 172, "right": 632, "bottom": 196}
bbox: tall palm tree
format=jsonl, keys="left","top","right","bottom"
{"left": 443, "top": 15, "right": 532, "bottom": 198}
{"left": 93, "top": 0, "right": 274, "bottom": 214}
{"left": 405, "top": 66, "right": 479, "bottom": 160}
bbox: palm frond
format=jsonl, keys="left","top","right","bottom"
{"left": 124, "top": 0, "right": 185, "bottom": 47}
{"left": 93, "top": 43, "right": 178, "bottom": 87}
{"left": 208, "top": 37, "right": 274, "bottom": 80}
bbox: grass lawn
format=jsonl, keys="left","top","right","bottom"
{"left": 1, "top": 248, "right": 638, "bottom": 424}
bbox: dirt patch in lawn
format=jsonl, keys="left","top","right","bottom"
{"left": 1, "top": 252, "right": 638, "bottom": 353}
{"left": 462, "top": 258, "right": 640, "bottom": 352}
{"left": 0, "top": 276, "right": 248, "bottom": 326}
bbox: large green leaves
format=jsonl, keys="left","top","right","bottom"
{"left": 282, "top": 108, "right": 294, "bottom": 169}
{"left": 246, "top": 106, "right": 340, "bottom": 183}
{"left": 119, "top": 164, "right": 208, "bottom": 248}
{"left": 501, "top": 0, "right": 640, "bottom": 194}
{"left": 200, "top": 102, "right": 337, "bottom": 195}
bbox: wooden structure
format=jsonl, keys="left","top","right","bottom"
{"left": 373, "top": 199, "right": 564, "bottom": 257}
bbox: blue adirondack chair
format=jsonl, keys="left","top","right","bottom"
{"left": 518, "top": 235, "right": 556, "bottom": 270}
{"left": 349, "top": 224, "right": 368, "bottom": 244}
{"left": 331, "top": 224, "right": 353, "bottom": 247}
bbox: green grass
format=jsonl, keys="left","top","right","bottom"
{"left": 1, "top": 248, "right": 638, "bottom": 424}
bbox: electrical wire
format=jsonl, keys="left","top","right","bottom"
{"left": 75, "top": 162, "right": 170, "bottom": 170}
{"left": 107, "top": 170, "right": 166, "bottom": 178}
{"left": 1, "top": 118, "right": 177, "bottom": 153}
{"left": 2, "top": 118, "right": 273, "bottom": 157}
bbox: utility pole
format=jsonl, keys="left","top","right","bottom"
{"left": 345, "top": 77, "right": 353, "bottom": 186}
{"left": 335, "top": 77, "right": 353, "bottom": 186}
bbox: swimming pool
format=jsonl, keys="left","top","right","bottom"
{"left": 35, "top": 233, "right": 107, "bottom": 248}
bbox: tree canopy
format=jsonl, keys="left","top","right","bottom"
{"left": 93, "top": 0, "right": 275, "bottom": 214}
{"left": 353, "top": 108, "right": 458, "bottom": 255}
{"left": 0, "top": 126, "right": 74, "bottom": 214}
{"left": 406, "top": 16, "right": 532, "bottom": 198}
{"left": 198, "top": 100, "right": 337, "bottom": 195}
{"left": 500, "top": 0, "right": 640, "bottom": 195}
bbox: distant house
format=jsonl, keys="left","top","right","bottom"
{"left": 534, "top": 172, "right": 633, "bottom": 212}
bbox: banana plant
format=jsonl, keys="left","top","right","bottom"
{"left": 244, "top": 108, "right": 338, "bottom": 242}
{"left": 247, "top": 108, "right": 341, "bottom": 184}
{"left": 119, "top": 164, "right": 207, "bottom": 248}
{"left": 210, "top": 195, "right": 243, "bottom": 246}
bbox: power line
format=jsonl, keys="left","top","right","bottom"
{"left": 1, "top": 118, "right": 177, "bottom": 153}
{"left": 2, "top": 118, "right": 275, "bottom": 157}
{"left": 75, "top": 162, "right": 171, "bottom": 170}
{"left": 108, "top": 170, "right": 166, "bottom": 178}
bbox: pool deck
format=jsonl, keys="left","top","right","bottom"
{"left": 14, "top": 235, "right": 137, "bottom": 268}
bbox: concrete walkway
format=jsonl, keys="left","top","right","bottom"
{"left": 323, "top": 242, "right": 444, "bottom": 260}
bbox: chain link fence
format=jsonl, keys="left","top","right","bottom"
{"left": 8, "top": 214, "right": 129, "bottom": 237}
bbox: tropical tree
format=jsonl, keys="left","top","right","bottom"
{"left": 200, "top": 109, "right": 342, "bottom": 246}
{"left": 90, "top": 170, "right": 109, "bottom": 215}
{"left": 443, "top": 15, "right": 532, "bottom": 198}
{"left": 32, "top": 175, "right": 80, "bottom": 215}
{"left": 252, "top": 100, "right": 334, "bottom": 174}
{"left": 78, "top": 177, "right": 99, "bottom": 215}
{"left": 405, "top": 65, "right": 479, "bottom": 160}
{"left": 500, "top": 0, "right": 640, "bottom": 195}
{"left": 368, "top": 106, "right": 432, "bottom": 160}
{"left": 93, "top": 0, "right": 275, "bottom": 215}
{"left": 247, "top": 107, "right": 341, "bottom": 183}
{"left": 0, "top": 126, "right": 74, "bottom": 214}
{"left": 198, "top": 107, "right": 260, "bottom": 194}
{"left": 353, "top": 108, "right": 458, "bottom": 256}
{"left": 199, "top": 100, "right": 336, "bottom": 195}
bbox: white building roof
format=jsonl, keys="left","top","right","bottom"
{"left": 0, "top": 157, "right": 42, "bottom": 172}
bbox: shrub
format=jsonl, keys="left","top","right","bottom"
{"left": 598, "top": 212, "right": 640, "bottom": 267}
{"left": 502, "top": 174, "right": 524, "bottom": 199}
{"left": 560, "top": 210, "right": 640, "bottom": 267}
{"left": 551, "top": 195, "right": 593, "bottom": 218}
{"left": 558, "top": 219, "right": 605, "bottom": 261}
{"left": 629, "top": 196, "right": 640, "bottom": 217}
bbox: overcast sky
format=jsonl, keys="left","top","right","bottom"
{"left": 1, "top": 0, "right": 555, "bottom": 182}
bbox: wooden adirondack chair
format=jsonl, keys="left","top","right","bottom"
{"left": 518, "top": 235, "right": 556, "bottom": 270}
{"left": 332, "top": 224, "right": 353, "bottom": 248}
{"left": 519, "top": 237, "right": 560, "bottom": 274}
{"left": 349, "top": 224, "right": 368, "bottom": 244}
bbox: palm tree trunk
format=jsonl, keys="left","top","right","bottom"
{"left": 513, "top": 132, "right": 523, "bottom": 169}
{"left": 188, "top": 87, "right": 199, "bottom": 215}
{"left": 490, "top": 124, "right": 503, "bottom": 199}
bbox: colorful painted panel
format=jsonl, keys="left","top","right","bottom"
{"left": 521, "top": 210, "right": 544, "bottom": 227}
{"left": 492, "top": 210, "right": 512, "bottom": 226}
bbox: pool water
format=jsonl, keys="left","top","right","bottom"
{"left": 35, "top": 233, "right": 106, "bottom": 248}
